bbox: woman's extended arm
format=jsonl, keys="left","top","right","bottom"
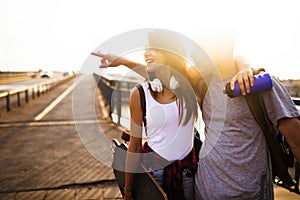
{"left": 91, "top": 52, "right": 148, "bottom": 78}
{"left": 91, "top": 52, "right": 255, "bottom": 95}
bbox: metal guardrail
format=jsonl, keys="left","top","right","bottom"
{"left": 95, "top": 73, "right": 300, "bottom": 131}
{"left": 293, "top": 97, "right": 300, "bottom": 106}
{"left": 293, "top": 97, "right": 300, "bottom": 113}
{"left": 94, "top": 73, "right": 142, "bottom": 127}
{"left": 0, "top": 75, "right": 76, "bottom": 112}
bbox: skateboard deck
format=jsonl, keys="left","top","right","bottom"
{"left": 112, "top": 139, "right": 168, "bottom": 200}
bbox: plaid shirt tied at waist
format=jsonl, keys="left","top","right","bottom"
{"left": 142, "top": 142, "right": 197, "bottom": 200}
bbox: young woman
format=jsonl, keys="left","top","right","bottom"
{"left": 125, "top": 45, "right": 199, "bottom": 200}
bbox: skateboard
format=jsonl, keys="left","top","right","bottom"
{"left": 112, "top": 139, "right": 168, "bottom": 200}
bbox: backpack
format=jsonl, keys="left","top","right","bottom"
{"left": 246, "top": 92, "right": 299, "bottom": 193}
{"left": 196, "top": 70, "right": 299, "bottom": 194}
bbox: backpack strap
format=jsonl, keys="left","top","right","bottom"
{"left": 246, "top": 92, "right": 295, "bottom": 188}
{"left": 137, "top": 84, "right": 147, "bottom": 134}
{"left": 234, "top": 68, "right": 295, "bottom": 189}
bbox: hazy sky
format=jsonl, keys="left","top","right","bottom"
{"left": 0, "top": 0, "right": 299, "bottom": 79}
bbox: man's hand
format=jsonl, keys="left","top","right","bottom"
{"left": 230, "top": 65, "right": 254, "bottom": 95}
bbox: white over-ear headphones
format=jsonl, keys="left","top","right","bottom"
{"left": 149, "top": 78, "right": 163, "bottom": 92}
{"left": 170, "top": 75, "right": 179, "bottom": 90}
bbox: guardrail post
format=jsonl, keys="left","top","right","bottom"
{"left": 37, "top": 85, "right": 40, "bottom": 97}
{"left": 126, "top": 82, "right": 131, "bottom": 102}
{"left": 32, "top": 87, "right": 35, "bottom": 99}
{"left": 17, "top": 92, "right": 21, "bottom": 107}
{"left": 25, "top": 89, "right": 29, "bottom": 103}
{"left": 116, "top": 83, "right": 121, "bottom": 125}
{"left": 6, "top": 94, "right": 10, "bottom": 112}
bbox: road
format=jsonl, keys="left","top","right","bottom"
{"left": 0, "top": 74, "right": 123, "bottom": 199}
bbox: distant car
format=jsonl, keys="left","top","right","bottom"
{"left": 63, "top": 71, "right": 73, "bottom": 76}
{"left": 40, "top": 71, "right": 53, "bottom": 78}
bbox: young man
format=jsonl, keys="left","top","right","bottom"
{"left": 192, "top": 30, "right": 300, "bottom": 200}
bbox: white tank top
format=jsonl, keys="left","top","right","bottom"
{"left": 141, "top": 83, "right": 194, "bottom": 161}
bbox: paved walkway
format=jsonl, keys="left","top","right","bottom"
{"left": 0, "top": 75, "right": 124, "bottom": 200}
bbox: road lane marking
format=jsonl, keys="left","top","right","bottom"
{"left": 0, "top": 119, "right": 108, "bottom": 128}
{"left": 34, "top": 76, "right": 84, "bottom": 121}
{"left": 34, "top": 84, "right": 75, "bottom": 121}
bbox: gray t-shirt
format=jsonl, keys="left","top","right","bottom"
{"left": 194, "top": 76, "right": 300, "bottom": 200}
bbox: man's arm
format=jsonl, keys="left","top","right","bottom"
{"left": 187, "top": 54, "right": 255, "bottom": 95}
{"left": 232, "top": 55, "right": 254, "bottom": 95}
{"left": 278, "top": 117, "right": 300, "bottom": 163}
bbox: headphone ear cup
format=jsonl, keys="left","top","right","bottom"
{"left": 149, "top": 78, "right": 163, "bottom": 92}
{"left": 170, "top": 76, "right": 179, "bottom": 90}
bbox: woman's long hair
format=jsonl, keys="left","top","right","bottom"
{"left": 148, "top": 49, "right": 198, "bottom": 126}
